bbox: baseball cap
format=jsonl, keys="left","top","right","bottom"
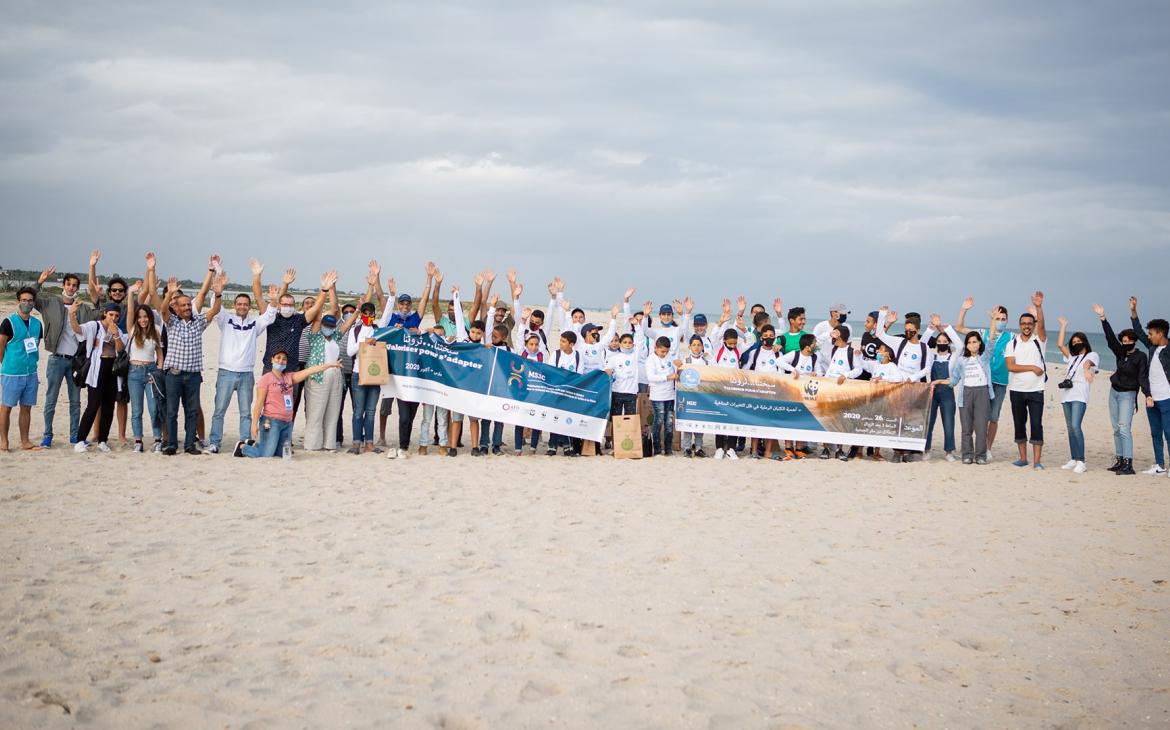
{"left": 694, "top": 313, "right": 707, "bottom": 325}
{"left": 659, "top": 304, "right": 673, "bottom": 315}
{"left": 321, "top": 314, "right": 338, "bottom": 327}
{"left": 829, "top": 303, "right": 849, "bottom": 314}
{"left": 397, "top": 293, "right": 412, "bottom": 303}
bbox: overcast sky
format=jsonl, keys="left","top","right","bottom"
{"left": 1, "top": 1, "right": 1167, "bottom": 326}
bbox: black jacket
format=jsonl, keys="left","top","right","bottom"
{"left": 1102, "top": 319, "right": 1150, "bottom": 395}
{"left": 1133, "top": 316, "right": 1170, "bottom": 397}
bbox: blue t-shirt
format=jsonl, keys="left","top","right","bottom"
{"left": 389, "top": 311, "right": 422, "bottom": 330}
{"left": 983, "top": 328, "right": 1012, "bottom": 385}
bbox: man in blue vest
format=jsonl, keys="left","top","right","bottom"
{"left": 0, "top": 287, "right": 44, "bottom": 451}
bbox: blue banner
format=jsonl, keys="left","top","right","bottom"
{"left": 373, "top": 328, "right": 612, "bottom": 440}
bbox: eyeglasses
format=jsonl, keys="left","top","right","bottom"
{"left": 18, "top": 299, "right": 34, "bottom": 304}
{"left": 109, "top": 288, "right": 126, "bottom": 294}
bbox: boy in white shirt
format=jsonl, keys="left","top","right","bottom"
{"left": 548, "top": 331, "right": 583, "bottom": 456}
{"left": 867, "top": 343, "right": 912, "bottom": 462}
{"left": 817, "top": 325, "right": 863, "bottom": 461}
{"left": 678, "top": 335, "right": 711, "bottom": 458}
{"left": 513, "top": 332, "right": 545, "bottom": 455}
{"left": 1004, "top": 291, "right": 1048, "bottom": 469}
{"left": 645, "top": 336, "right": 679, "bottom": 456}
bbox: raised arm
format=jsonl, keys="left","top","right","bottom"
{"left": 451, "top": 286, "right": 468, "bottom": 341}
{"left": 304, "top": 271, "right": 334, "bottom": 325}
{"left": 143, "top": 252, "right": 164, "bottom": 311}
{"left": 193, "top": 253, "right": 218, "bottom": 312}
{"left": 67, "top": 299, "right": 84, "bottom": 335}
{"left": 875, "top": 308, "right": 903, "bottom": 350}
{"left": 1055, "top": 316, "right": 1069, "bottom": 358}
{"left": 160, "top": 277, "right": 179, "bottom": 318}
{"left": 1129, "top": 296, "right": 1153, "bottom": 348}
{"left": 1031, "top": 290, "right": 1046, "bottom": 342}
{"left": 249, "top": 258, "right": 265, "bottom": 311}
{"left": 87, "top": 249, "right": 102, "bottom": 305}
{"left": 205, "top": 272, "right": 226, "bottom": 321}
{"left": 278, "top": 268, "right": 296, "bottom": 302}
{"left": 468, "top": 271, "right": 486, "bottom": 322}
{"left": 954, "top": 296, "right": 974, "bottom": 335}
{"left": 431, "top": 267, "right": 445, "bottom": 323}
{"left": 417, "top": 262, "right": 435, "bottom": 318}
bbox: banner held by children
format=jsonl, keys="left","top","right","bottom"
{"left": 675, "top": 365, "right": 933, "bottom": 450}
{"left": 374, "top": 328, "right": 612, "bottom": 441}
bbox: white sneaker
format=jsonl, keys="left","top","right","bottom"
{"left": 202, "top": 443, "right": 219, "bottom": 454}
{"left": 74, "top": 441, "right": 89, "bottom": 453}
{"left": 133, "top": 441, "right": 144, "bottom": 453}
{"left": 386, "top": 447, "right": 399, "bottom": 459}
{"left": 944, "top": 452, "right": 957, "bottom": 463}
{"left": 714, "top": 448, "right": 725, "bottom": 460}
{"left": 727, "top": 449, "right": 739, "bottom": 460}
{"left": 97, "top": 442, "right": 112, "bottom": 453}
{"left": 1072, "top": 461, "right": 1087, "bottom": 474}
{"left": 1142, "top": 464, "right": 1166, "bottom": 475}
{"left": 985, "top": 450, "right": 993, "bottom": 462}
{"left": 398, "top": 449, "right": 409, "bottom": 459}
{"left": 922, "top": 450, "right": 933, "bottom": 461}
{"left": 1060, "top": 460, "right": 1078, "bottom": 470}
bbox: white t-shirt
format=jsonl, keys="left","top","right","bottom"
{"left": 1150, "top": 346, "right": 1169, "bottom": 401}
{"left": 645, "top": 353, "right": 677, "bottom": 401}
{"left": 605, "top": 350, "right": 640, "bottom": 395}
{"left": 1061, "top": 351, "right": 1099, "bottom": 404}
{"left": 1005, "top": 335, "right": 1048, "bottom": 393}
{"left": 962, "top": 357, "right": 988, "bottom": 387}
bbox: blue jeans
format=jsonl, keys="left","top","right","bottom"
{"left": 514, "top": 425, "right": 540, "bottom": 450}
{"left": 650, "top": 399, "right": 675, "bottom": 455}
{"left": 351, "top": 382, "right": 380, "bottom": 444}
{"left": 43, "top": 354, "right": 81, "bottom": 442}
{"left": 1062, "top": 400, "right": 1087, "bottom": 461}
{"left": 548, "top": 432, "right": 572, "bottom": 451}
{"left": 127, "top": 363, "right": 163, "bottom": 441}
{"left": 210, "top": 369, "right": 254, "bottom": 448}
{"left": 241, "top": 417, "right": 292, "bottom": 458}
{"left": 164, "top": 370, "right": 202, "bottom": 451}
{"left": 419, "top": 404, "right": 449, "bottom": 447}
{"left": 925, "top": 385, "right": 956, "bottom": 452}
{"left": 1107, "top": 389, "right": 1136, "bottom": 458}
{"left": 1148, "top": 397, "right": 1170, "bottom": 468}
{"left": 479, "top": 420, "right": 504, "bottom": 450}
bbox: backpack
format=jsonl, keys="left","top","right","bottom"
{"left": 831, "top": 346, "right": 854, "bottom": 372}
{"left": 1013, "top": 336, "right": 1048, "bottom": 382}
{"left": 554, "top": 349, "right": 580, "bottom": 370}
{"left": 894, "top": 338, "right": 928, "bottom": 380}
{"left": 788, "top": 350, "right": 816, "bottom": 372}
{"left": 71, "top": 341, "right": 90, "bottom": 388}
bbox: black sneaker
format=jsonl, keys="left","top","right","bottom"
{"left": 162, "top": 445, "right": 177, "bottom": 456}
{"left": 694, "top": 449, "right": 707, "bottom": 458}
{"left": 564, "top": 450, "right": 578, "bottom": 457}
{"left": 471, "top": 447, "right": 483, "bottom": 457}
{"left": 546, "top": 449, "right": 556, "bottom": 456}
{"left": 836, "top": 449, "right": 849, "bottom": 461}
{"left": 491, "top": 445, "right": 502, "bottom": 455}
{"left": 447, "top": 447, "right": 458, "bottom": 457}
{"left": 184, "top": 446, "right": 202, "bottom": 455}
{"left": 819, "top": 447, "right": 831, "bottom": 459}
{"left": 683, "top": 447, "right": 693, "bottom": 458}
{"left": 233, "top": 440, "right": 246, "bottom": 457}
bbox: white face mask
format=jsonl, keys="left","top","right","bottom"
{"left": 280, "top": 306, "right": 295, "bottom": 318}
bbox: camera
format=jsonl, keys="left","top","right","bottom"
{"left": 1057, "top": 378, "right": 1074, "bottom": 389}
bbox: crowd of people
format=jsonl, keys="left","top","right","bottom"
{"left": 1, "top": 251, "right": 1168, "bottom": 476}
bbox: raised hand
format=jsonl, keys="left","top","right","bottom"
{"left": 386, "top": 277, "right": 396, "bottom": 296}
{"left": 425, "top": 261, "right": 437, "bottom": 277}
{"left": 721, "top": 298, "right": 731, "bottom": 317}
{"left": 38, "top": 266, "right": 56, "bottom": 285}
{"left": 1092, "top": 303, "right": 1105, "bottom": 319}
{"left": 267, "top": 284, "right": 279, "bottom": 302}
{"left": 555, "top": 277, "right": 564, "bottom": 293}
{"left": 672, "top": 298, "right": 683, "bottom": 314}
{"left": 450, "top": 284, "right": 460, "bottom": 298}
{"left": 167, "top": 276, "right": 180, "bottom": 293}
{"left": 485, "top": 270, "right": 496, "bottom": 284}
{"left": 212, "top": 272, "right": 228, "bottom": 294}
{"left": 561, "top": 297, "right": 571, "bottom": 311}
{"left": 129, "top": 280, "right": 142, "bottom": 296}
{"left": 624, "top": 287, "right": 636, "bottom": 302}
{"left": 735, "top": 296, "right": 746, "bottom": 313}
{"left": 506, "top": 269, "right": 517, "bottom": 284}
{"left": 512, "top": 282, "right": 523, "bottom": 300}
{"left": 773, "top": 297, "right": 782, "bottom": 314}
{"left": 1056, "top": 315, "right": 1068, "bottom": 328}
{"left": 522, "top": 306, "right": 533, "bottom": 321}
{"left": 283, "top": 268, "right": 296, "bottom": 285}
{"left": 474, "top": 271, "right": 485, "bottom": 287}
{"left": 886, "top": 310, "right": 898, "bottom": 326}
{"left": 610, "top": 303, "right": 620, "bottom": 319}
{"left": 929, "top": 313, "right": 941, "bottom": 329}
{"left": 145, "top": 252, "right": 156, "bottom": 270}
{"left": 642, "top": 300, "right": 653, "bottom": 316}
{"left": 321, "top": 271, "right": 337, "bottom": 290}
{"left": 961, "top": 296, "right": 974, "bottom": 311}
{"left": 434, "top": 268, "right": 444, "bottom": 284}
{"left": 1031, "top": 290, "right": 1044, "bottom": 308}
{"left": 209, "top": 253, "right": 222, "bottom": 271}
{"left": 249, "top": 257, "right": 264, "bottom": 277}
{"left": 489, "top": 293, "right": 500, "bottom": 308}
{"left": 369, "top": 259, "right": 380, "bottom": 277}
{"left": 366, "top": 268, "right": 378, "bottom": 286}
{"left": 89, "top": 249, "right": 101, "bottom": 267}
{"left": 1129, "top": 296, "right": 1138, "bottom": 315}
{"left": 684, "top": 296, "right": 694, "bottom": 313}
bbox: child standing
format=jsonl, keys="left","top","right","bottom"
{"left": 646, "top": 336, "right": 679, "bottom": 456}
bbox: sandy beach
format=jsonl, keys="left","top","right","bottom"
{"left": 2, "top": 305, "right": 1169, "bottom": 728}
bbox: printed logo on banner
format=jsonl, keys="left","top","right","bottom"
{"left": 680, "top": 368, "right": 701, "bottom": 388}
{"left": 507, "top": 362, "right": 526, "bottom": 389}
{"left": 803, "top": 380, "right": 819, "bottom": 400}
{"left": 566, "top": 417, "right": 574, "bottom": 425}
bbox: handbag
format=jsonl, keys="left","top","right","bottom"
{"left": 111, "top": 350, "right": 129, "bottom": 378}
{"left": 71, "top": 343, "right": 90, "bottom": 388}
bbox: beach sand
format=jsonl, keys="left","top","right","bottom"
{"left": 2, "top": 305, "right": 1169, "bottom": 728}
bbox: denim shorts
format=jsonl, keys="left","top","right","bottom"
{"left": 1, "top": 373, "right": 38, "bottom": 408}
{"left": 988, "top": 382, "right": 1008, "bottom": 422}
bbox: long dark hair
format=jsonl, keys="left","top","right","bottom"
{"left": 133, "top": 304, "right": 161, "bottom": 349}
{"left": 964, "top": 331, "right": 985, "bottom": 356}
{"left": 1068, "top": 331, "right": 1092, "bottom": 354}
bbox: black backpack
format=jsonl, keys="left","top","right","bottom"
{"left": 70, "top": 342, "right": 90, "bottom": 388}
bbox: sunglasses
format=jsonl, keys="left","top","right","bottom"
{"left": 109, "top": 288, "right": 126, "bottom": 294}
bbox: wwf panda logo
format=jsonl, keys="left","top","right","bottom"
{"left": 803, "top": 379, "right": 819, "bottom": 398}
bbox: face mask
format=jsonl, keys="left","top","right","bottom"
{"left": 360, "top": 314, "right": 374, "bottom": 326}
{"left": 838, "top": 315, "right": 846, "bottom": 324}
{"left": 608, "top": 344, "right": 619, "bottom": 352}
{"left": 620, "top": 345, "right": 634, "bottom": 354}
{"left": 321, "top": 327, "right": 335, "bottom": 338}
{"left": 1124, "top": 343, "right": 1136, "bottom": 354}
{"left": 18, "top": 302, "right": 34, "bottom": 314}
{"left": 1070, "top": 342, "right": 1084, "bottom": 355}
{"left": 993, "top": 321, "right": 1006, "bottom": 332}
{"left": 272, "top": 362, "right": 287, "bottom": 373}
{"left": 937, "top": 344, "right": 950, "bottom": 353}
{"left": 280, "top": 306, "right": 295, "bottom": 318}
{"left": 761, "top": 337, "right": 775, "bottom": 347}
{"left": 905, "top": 331, "right": 918, "bottom": 341}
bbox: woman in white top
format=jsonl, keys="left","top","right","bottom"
{"left": 68, "top": 301, "right": 129, "bottom": 453}
{"left": 949, "top": 330, "right": 996, "bottom": 465}
{"left": 126, "top": 287, "right": 165, "bottom": 452}
{"left": 1056, "top": 317, "right": 1099, "bottom": 473}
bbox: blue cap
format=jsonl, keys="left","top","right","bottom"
{"left": 659, "top": 304, "right": 673, "bottom": 315}
{"left": 397, "top": 293, "right": 412, "bottom": 303}
{"left": 321, "top": 314, "right": 338, "bottom": 327}
{"left": 693, "top": 313, "right": 707, "bottom": 325}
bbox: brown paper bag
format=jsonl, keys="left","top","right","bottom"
{"left": 581, "top": 440, "right": 597, "bottom": 456}
{"left": 358, "top": 340, "right": 389, "bottom": 386}
{"left": 612, "top": 415, "right": 643, "bottom": 459}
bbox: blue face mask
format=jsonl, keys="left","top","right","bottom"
{"left": 993, "top": 321, "right": 1006, "bottom": 332}
{"left": 321, "top": 327, "right": 335, "bottom": 338}
{"left": 272, "top": 361, "right": 287, "bottom": 373}
{"left": 620, "top": 345, "right": 634, "bottom": 354}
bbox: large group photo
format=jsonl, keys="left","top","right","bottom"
{"left": 3, "top": 2, "right": 1168, "bottom": 728}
